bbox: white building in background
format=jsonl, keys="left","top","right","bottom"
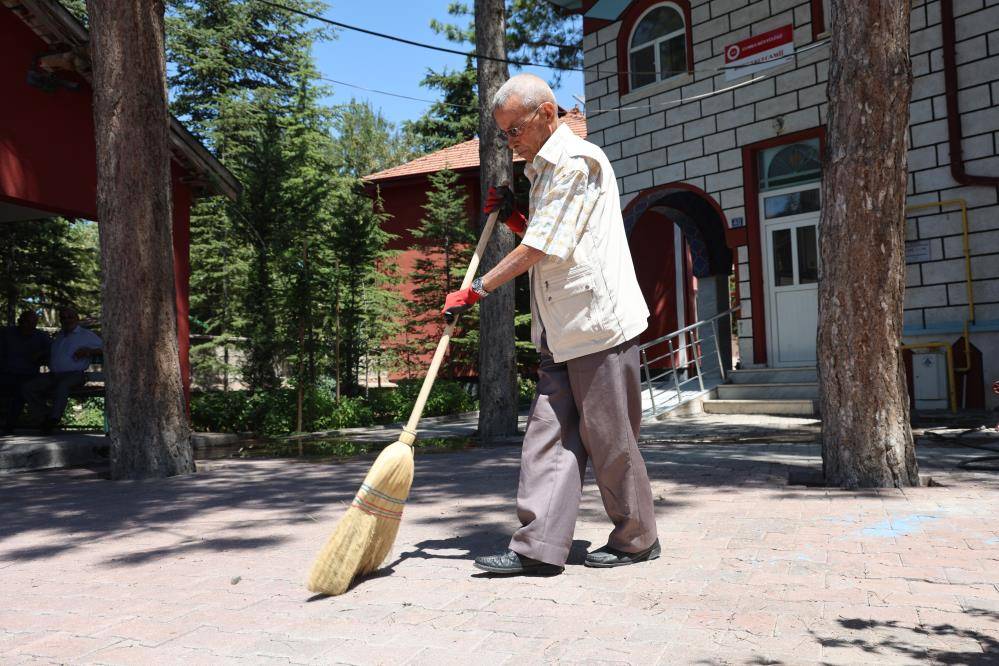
{"left": 548, "top": 0, "right": 999, "bottom": 410}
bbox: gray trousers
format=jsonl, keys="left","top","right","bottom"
{"left": 509, "top": 334, "right": 658, "bottom": 566}
{"left": 22, "top": 371, "right": 85, "bottom": 422}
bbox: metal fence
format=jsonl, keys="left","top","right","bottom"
{"left": 638, "top": 306, "right": 741, "bottom": 416}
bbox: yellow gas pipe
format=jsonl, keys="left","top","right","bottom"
{"left": 902, "top": 199, "right": 975, "bottom": 412}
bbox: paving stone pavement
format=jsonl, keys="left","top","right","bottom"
{"left": 1, "top": 418, "right": 997, "bottom": 665}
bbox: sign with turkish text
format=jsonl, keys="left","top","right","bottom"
{"left": 905, "top": 239, "right": 933, "bottom": 264}
{"left": 724, "top": 25, "right": 795, "bottom": 81}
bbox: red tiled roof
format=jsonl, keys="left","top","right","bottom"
{"left": 365, "top": 109, "right": 588, "bottom": 183}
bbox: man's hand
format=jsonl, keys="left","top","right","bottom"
{"left": 484, "top": 185, "right": 527, "bottom": 235}
{"left": 441, "top": 287, "right": 480, "bottom": 324}
{"left": 72, "top": 347, "right": 92, "bottom": 361}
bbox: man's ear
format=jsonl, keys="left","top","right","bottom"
{"left": 543, "top": 101, "right": 558, "bottom": 122}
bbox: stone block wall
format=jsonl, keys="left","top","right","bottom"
{"left": 582, "top": 0, "right": 999, "bottom": 384}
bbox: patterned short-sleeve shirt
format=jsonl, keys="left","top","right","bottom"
{"left": 521, "top": 124, "right": 601, "bottom": 261}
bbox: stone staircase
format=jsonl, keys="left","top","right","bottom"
{"left": 702, "top": 366, "right": 818, "bottom": 416}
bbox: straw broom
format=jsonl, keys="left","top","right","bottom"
{"left": 306, "top": 209, "right": 501, "bottom": 596}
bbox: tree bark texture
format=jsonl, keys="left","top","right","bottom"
{"left": 818, "top": 0, "right": 918, "bottom": 488}
{"left": 87, "top": 0, "right": 195, "bottom": 479}
{"left": 474, "top": 0, "right": 518, "bottom": 440}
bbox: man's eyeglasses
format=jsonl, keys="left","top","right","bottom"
{"left": 497, "top": 105, "right": 542, "bottom": 142}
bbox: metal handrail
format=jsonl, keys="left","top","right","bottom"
{"left": 638, "top": 306, "right": 741, "bottom": 415}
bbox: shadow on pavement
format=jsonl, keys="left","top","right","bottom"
{"left": 809, "top": 608, "right": 999, "bottom": 665}
{"left": 1, "top": 415, "right": 993, "bottom": 567}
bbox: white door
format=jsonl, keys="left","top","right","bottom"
{"left": 761, "top": 183, "right": 820, "bottom": 367}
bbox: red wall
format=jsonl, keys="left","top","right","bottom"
{"left": 172, "top": 176, "right": 192, "bottom": 404}
{"left": 631, "top": 210, "right": 680, "bottom": 368}
{"left": 372, "top": 172, "right": 482, "bottom": 377}
{"left": 0, "top": 8, "right": 98, "bottom": 218}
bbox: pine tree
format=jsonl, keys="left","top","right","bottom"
{"left": 165, "top": 0, "right": 332, "bottom": 391}
{"left": 0, "top": 218, "right": 98, "bottom": 326}
{"left": 406, "top": 4, "right": 580, "bottom": 153}
{"left": 403, "top": 60, "right": 479, "bottom": 153}
{"left": 273, "top": 77, "right": 339, "bottom": 426}
{"left": 404, "top": 168, "right": 476, "bottom": 379}
{"left": 327, "top": 101, "right": 405, "bottom": 395}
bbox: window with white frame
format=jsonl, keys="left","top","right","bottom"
{"left": 628, "top": 3, "right": 688, "bottom": 90}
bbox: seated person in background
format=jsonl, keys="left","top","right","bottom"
{"left": 0, "top": 310, "right": 51, "bottom": 434}
{"left": 23, "top": 307, "right": 101, "bottom": 433}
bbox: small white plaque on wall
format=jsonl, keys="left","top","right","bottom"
{"left": 905, "top": 239, "right": 932, "bottom": 264}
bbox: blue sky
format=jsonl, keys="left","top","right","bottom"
{"left": 310, "top": 2, "right": 585, "bottom": 129}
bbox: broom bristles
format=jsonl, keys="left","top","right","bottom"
{"left": 306, "top": 440, "right": 415, "bottom": 596}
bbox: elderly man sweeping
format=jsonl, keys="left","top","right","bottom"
{"left": 442, "top": 73, "right": 660, "bottom": 575}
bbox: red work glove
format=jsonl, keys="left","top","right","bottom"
{"left": 484, "top": 185, "right": 527, "bottom": 235}
{"left": 441, "top": 287, "right": 480, "bottom": 324}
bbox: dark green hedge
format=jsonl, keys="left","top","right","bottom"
{"left": 190, "top": 379, "right": 479, "bottom": 436}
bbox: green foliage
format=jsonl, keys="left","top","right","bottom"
{"left": 0, "top": 218, "right": 100, "bottom": 326}
{"left": 166, "top": 0, "right": 332, "bottom": 136}
{"left": 63, "top": 397, "right": 105, "bottom": 429}
{"left": 505, "top": 1, "right": 583, "bottom": 85}
{"left": 402, "top": 60, "right": 479, "bottom": 153}
{"left": 518, "top": 376, "right": 536, "bottom": 403}
{"left": 428, "top": 2, "right": 583, "bottom": 86}
{"left": 61, "top": 0, "right": 87, "bottom": 24}
{"left": 244, "top": 435, "right": 474, "bottom": 459}
{"left": 403, "top": 1, "right": 582, "bottom": 152}
{"left": 401, "top": 168, "right": 476, "bottom": 378}
{"left": 167, "top": 3, "right": 408, "bottom": 401}
{"left": 388, "top": 379, "right": 477, "bottom": 419}
{"left": 190, "top": 380, "right": 476, "bottom": 436}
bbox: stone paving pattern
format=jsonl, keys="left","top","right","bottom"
{"left": 1, "top": 416, "right": 997, "bottom": 665}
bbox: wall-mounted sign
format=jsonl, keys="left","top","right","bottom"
{"left": 730, "top": 216, "right": 745, "bottom": 229}
{"left": 905, "top": 239, "right": 933, "bottom": 264}
{"left": 724, "top": 25, "right": 795, "bottom": 81}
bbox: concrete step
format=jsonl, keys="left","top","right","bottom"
{"left": 715, "top": 382, "right": 819, "bottom": 400}
{"left": 702, "top": 399, "right": 817, "bottom": 416}
{"left": 728, "top": 366, "right": 817, "bottom": 384}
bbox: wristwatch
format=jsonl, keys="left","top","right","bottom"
{"left": 471, "top": 277, "right": 490, "bottom": 297}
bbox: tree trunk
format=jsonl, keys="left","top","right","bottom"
{"left": 87, "top": 0, "right": 195, "bottom": 479}
{"left": 818, "top": 0, "right": 918, "bottom": 488}
{"left": 475, "top": 0, "right": 518, "bottom": 440}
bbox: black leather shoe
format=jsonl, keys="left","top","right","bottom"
{"left": 584, "top": 539, "right": 661, "bottom": 568}
{"left": 473, "top": 550, "right": 563, "bottom": 575}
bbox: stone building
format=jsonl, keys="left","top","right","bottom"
{"left": 550, "top": 0, "right": 999, "bottom": 410}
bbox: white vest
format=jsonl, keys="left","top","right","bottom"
{"left": 528, "top": 128, "right": 649, "bottom": 362}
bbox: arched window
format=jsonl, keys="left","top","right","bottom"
{"left": 758, "top": 139, "right": 822, "bottom": 191}
{"left": 628, "top": 4, "right": 688, "bottom": 90}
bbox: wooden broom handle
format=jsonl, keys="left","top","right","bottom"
{"left": 399, "top": 209, "right": 500, "bottom": 444}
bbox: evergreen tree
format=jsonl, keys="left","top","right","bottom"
{"left": 328, "top": 181, "right": 395, "bottom": 395}
{"left": 404, "top": 1, "right": 582, "bottom": 153}
{"left": 428, "top": 2, "right": 582, "bottom": 86}
{"left": 166, "top": 0, "right": 330, "bottom": 136}
{"left": 0, "top": 218, "right": 98, "bottom": 326}
{"left": 228, "top": 93, "right": 289, "bottom": 390}
{"left": 404, "top": 168, "right": 476, "bottom": 379}
{"left": 403, "top": 60, "right": 479, "bottom": 153}
{"left": 273, "top": 77, "right": 339, "bottom": 424}
{"left": 165, "top": 0, "right": 332, "bottom": 391}
{"left": 60, "top": 0, "right": 87, "bottom": 24}
{"left": 327, "top": 100, "right": 406, "bottom": 395}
